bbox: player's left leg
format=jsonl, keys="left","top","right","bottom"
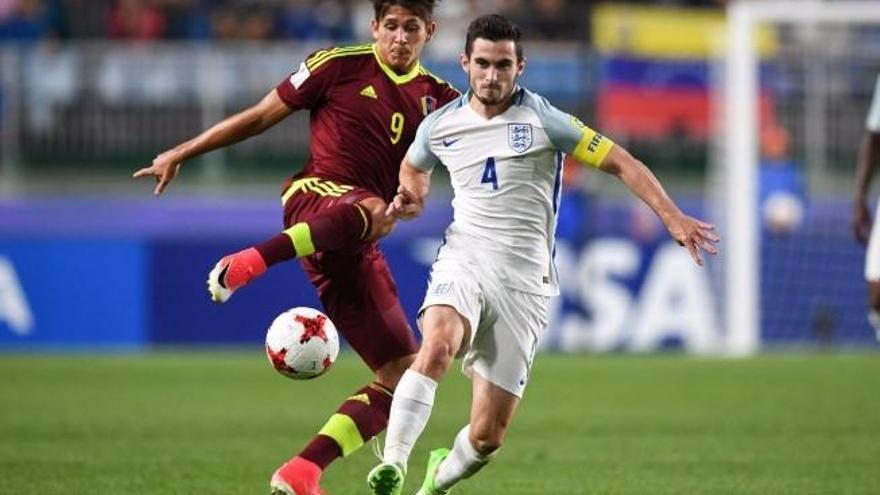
{"left": 208, "top": 187, "right": 394, "bottom": 303}
{"left": 416, "top": 375, "right": 519, "bottom": 495}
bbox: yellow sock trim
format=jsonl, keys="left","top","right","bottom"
{"left": 284, "top": 223, "right": 316, "bottom": 257}
{"left": 318, "top": 413, "right": 364, "bottom": 457}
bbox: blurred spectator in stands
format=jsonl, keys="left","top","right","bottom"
{"left": 62, "top": 0, "right": 108, "bottom": 38}
{"left": 0, "top": 0, "right": 65, "bottom": 43}
{"left": 209, "top": 3, "right": 273, "bottom": 41}
{"left": 6, "top": 0, "right": 717, "bottom": 44}
{"left": 759, "top": 126, "right": 806, "bottom": 235}
{"left": 240, "top": 6, "right": 273, "bottom": 40}
{"left": 276, "top": 0, "right": 352, "bottom": 42}
{"left": 275, "top": 0, "right": 326, "bottom": 40}
{"left": 522, "top": 0, "right": 587, "bottom": 42}
{"left": 428, "top": 0, "right": 486, "bottom": 55}
{"left": 160, "top": 0, "right": 215, "bottom": 40}
{"left": 210, "top": 4, "right": 238, "bottom": 40}
{"left": 495, "top": 0, "right": 528, "bottom": 29}
{"left": 107, "top": 0, "right": 167, "bottom": 40}
{"left": 312, "top": 0, "right": 353, "bottom": 42}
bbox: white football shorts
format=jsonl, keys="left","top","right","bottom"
{"left": 866, "top": 201, "right": 880, "bottom": 281}
{"left": 419, "top": 257, "right": 550, "bottom": 398}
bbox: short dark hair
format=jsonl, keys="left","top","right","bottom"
{"left": 371, "top": 0, "right": 439, "bottom": 23}
{"left": 465, "top": 14, "right": 523, "bottom": 61}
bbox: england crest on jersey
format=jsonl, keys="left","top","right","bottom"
{"left": 508, "top": 124, "right": 532, "bottom": 153}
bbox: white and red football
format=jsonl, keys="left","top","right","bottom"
{"left": 265, "top": 307, "right": 340, "bottom": 380}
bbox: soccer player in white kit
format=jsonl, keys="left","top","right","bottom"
{"left": 367, "top": 14, "right": 720, "bottom": 495}
{"left": 853, "top": 73, "right": 880, "bottom": 341}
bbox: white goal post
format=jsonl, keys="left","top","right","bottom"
{"left": 724, "top": 0, "right": 880, "bottom": 355}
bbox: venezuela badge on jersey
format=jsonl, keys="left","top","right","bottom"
{"left": 421, "top": 95, "right": 437, "bottom": 116}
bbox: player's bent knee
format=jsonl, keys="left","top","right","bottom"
{"left": 414, "top": 339, "right": 456, "bottom": 375}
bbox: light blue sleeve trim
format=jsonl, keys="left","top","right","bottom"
{"left": 868, "top": 74, "right": 880, "bottom": 133}
{"left": 406, "top": 96, "right": 462, "bottom": 171}
{"left": 519, "top": 88, "right": 581, "bottom": 153}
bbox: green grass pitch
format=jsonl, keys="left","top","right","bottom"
{"left": 1, "top": 352, "right": 878, "bottom": 494}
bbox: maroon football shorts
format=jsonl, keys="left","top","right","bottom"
{"left": 281, "top": 177, "right": 418, "bottom": 371}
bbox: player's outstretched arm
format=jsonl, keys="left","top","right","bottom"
{"left": 386, "top": 157, "right": 431, "bottom": 220}
{"left": 853, "top": 132, "right": 880, "bottom": 244}
{"left": 599, "top": 145, "right": 720, "bottom": 266}
{"left": 132, "top": 89, "right": 293, "bottom": 195}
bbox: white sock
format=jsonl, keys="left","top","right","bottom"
{"left": 434, "top": 425, "right": 494, "bottom": 491}
{"left": 383, "top": 369, "right": 438, "bottom": 468}
{"left": 870, "top": 309, "right": 880, "bottom": 341}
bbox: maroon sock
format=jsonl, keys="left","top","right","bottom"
{"left": 255, "top": 203, "right": 370, "bottom": 267}
{"left": 299, "top": 382, "right": 394, "bottom": 469}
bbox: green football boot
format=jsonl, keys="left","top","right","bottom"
{"left": 415, "top": 448, "right": 451, "bottom": 495}
{"left": 367, "top": 462, "right": 405, "bottom": 495}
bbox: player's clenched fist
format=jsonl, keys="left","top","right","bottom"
{"left": 386, "top": 185, "right": 423, "bottom": 220}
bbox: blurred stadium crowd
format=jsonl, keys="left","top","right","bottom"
{"left": 1, "top": 0, "right": 878, "bottom": 350}
{"left": 0, "top": 0, "right": 726, "bottom": 44}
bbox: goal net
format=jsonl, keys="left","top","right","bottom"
{"left": 714, "top": 1, "right": 880, "bottom": 353}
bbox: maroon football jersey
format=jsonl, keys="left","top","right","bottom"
{"left": 276, "top": 43, "right": 460, "bottom": 202}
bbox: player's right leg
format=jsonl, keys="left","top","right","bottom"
{"left": 368, "top": 306, "right": 471, "bottom": 495}
{"left": 413, "top": 447, "right": 450, "bottom": 495}
{"left": 271, "top": 245, "right": 417, "bottom": 495}
{"left": 208, "top": 180, "right": 394, "bottom": 303}
{"left": 416, "top": 375, "right": 520, "bottom": 494}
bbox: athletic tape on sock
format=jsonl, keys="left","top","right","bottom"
{"left": 382, "top": 371, "right": 438, "bottom": 466}
{"left": 395, "top": 370, "right": 438, "bottom": 405}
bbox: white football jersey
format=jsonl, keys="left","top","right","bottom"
{"left": 407, "top": 87, "right": 614, "bottom": 296}
{"left": 868, "top": 74, "right": 880, "bottom": 133}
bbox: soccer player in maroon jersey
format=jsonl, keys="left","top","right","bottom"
{"left": 133, "top": 1, "right": 459, "bottom": 494}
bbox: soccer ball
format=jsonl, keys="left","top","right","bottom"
{"left": 265, "top": 307, "right": 340, "bottom": 380}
